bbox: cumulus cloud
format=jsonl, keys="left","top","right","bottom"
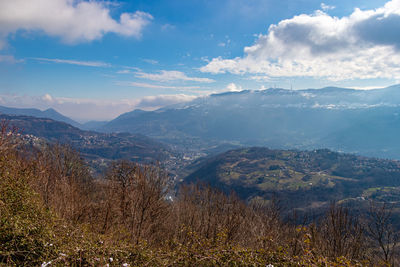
{"left": 225, "top": 83, "right": 242, "bottom": 92}
{"left": 201, "top": 0, "right": 400, "bottom": 81}
{"left": 0, "top": 0, "right": 152, "bottom": 47}
{"left": 0, "top": 93, "right": 196, "bottom": 122}
{"left": 32, "top": 57, "right": 110, "bottom": 67}
{"left": 135, "top": 70, "right": 215, "bottom": 83}
{"left": 42, "top": 93, "right": 53, "bottom": 102}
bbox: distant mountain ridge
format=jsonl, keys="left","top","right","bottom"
{"left": 0, "top": 105, "right": 81, "bottom": 128}
{"left": 99, "top": 84, "right": 400, "bottom": 159}
{"left": 1, "top": 114, "right": 180, "bottom": 174}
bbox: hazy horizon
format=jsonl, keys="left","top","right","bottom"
{"left": 1, "top": 83, "right": 397, "bottom": 123}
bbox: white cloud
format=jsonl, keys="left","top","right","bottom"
{"left": 121, "top": 81, "right": 201, "bottom": 91}
{"left": 142, "top": 59, "right": 159, "bottom": 65}
{"left": 42, "top": 93, "right": 53, "bottom": 102}
{"left": 0, "top": 0, "right": 152, "bottom": 47}
{"left": 225, "top": 83, "right": 242, "bottom": 92}
{"left": 201, "top": 0, "right": 400, "bottom": 81}
{"left": 117, "top": 69, "right": 132, "bottom": 74}
{"left": 249, "top": 75, "right": 272, "bottom": 82}
{"left": 349, "top": 85, "right": 389, "bottom": 90}
{"left": 0, "top": 93, "right": 196, "bottom": 122}
{"left": 116, "top": 66, "right": 141, "bottom": 74}
{"left": 320, "top": 3, "right": 335, "bottom": 11}
{"left": 135, "top": 94, "right": 197, "bottom": 109}
{"left": 135, "top": 70, "right": 215, "bottom": 83}
{"left": 32, "top": 57, "right": 110, "bottom": 67}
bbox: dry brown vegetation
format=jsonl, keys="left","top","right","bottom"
{"left": 0, "top": 121, "right": 399, "bottom": 266}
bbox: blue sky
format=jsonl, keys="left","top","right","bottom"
{"left": 0, "top": 0, "right": 398, "bottom": 121}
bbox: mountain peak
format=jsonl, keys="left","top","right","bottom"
{"left": 44, "top": 108, "right": 59, "bottom": 114}
{"left": 0, "top": 105, "right": 81, "bottom": 128}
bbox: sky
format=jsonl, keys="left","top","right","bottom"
{"left": 0, "top": 0, "right": 399, "bottom": 122}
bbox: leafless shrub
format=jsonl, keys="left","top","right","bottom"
{"left": 246, "top": 197, "right": 285, "bottom": 250}
{"left": 311, "top": 202, "right": 367, "bottom": 261}
{"left": 172, "top": 184, "right": 250, "bottom": 245}
{"left": 367, "top": 201, "right": 399, "bottom": 265}
{"left": 103, "top": 160, "right": 170, "bottom": 245}
{"left": 33, "top": 144, "right": 93, "bottom": 223}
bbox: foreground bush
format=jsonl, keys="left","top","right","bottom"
{"left": 0, "top": 131, "right": 55, "bottom": 265}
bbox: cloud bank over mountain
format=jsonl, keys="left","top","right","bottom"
{"left": 201, "top": 0, "right": 400, "bottom": 81}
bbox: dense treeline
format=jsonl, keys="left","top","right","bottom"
{"left": 0, "top": 122, "right": 399, "bottom": 266}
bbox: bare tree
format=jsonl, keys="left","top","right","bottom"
{"left": 367, "top": 201, "right": 399, "bottom": 265}
{"left": 173, "top": 184, "right": 249, "bottom": 245}
{"left": 104, "top": 161, "right": 170, "bottom": 244}
{"left": 314, "top": 203, "right": 366, "bottom": 260}
{"left": 34, "top": 144, "right": 93, "bottom": 223}
{"left": 246, "top": 197, "right": 284, "bottom": 251}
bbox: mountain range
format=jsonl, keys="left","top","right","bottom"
{"left": 0, "top": 105, "right": 109, "bottom": 131}
{"left": 0, "top": 105, "right": 81, "bottom": 128}
{"left": 97, "top": 85, "right": 400, "bottom": 159}
{"left": 0, "top": 114, "right": 180, "bottom": 175}
{"left": 4, "top": 85, "right": 400, "bottom": 160}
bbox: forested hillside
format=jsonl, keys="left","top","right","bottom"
{"left": 184, "top": 147, "right": 400, "bottom": 216}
